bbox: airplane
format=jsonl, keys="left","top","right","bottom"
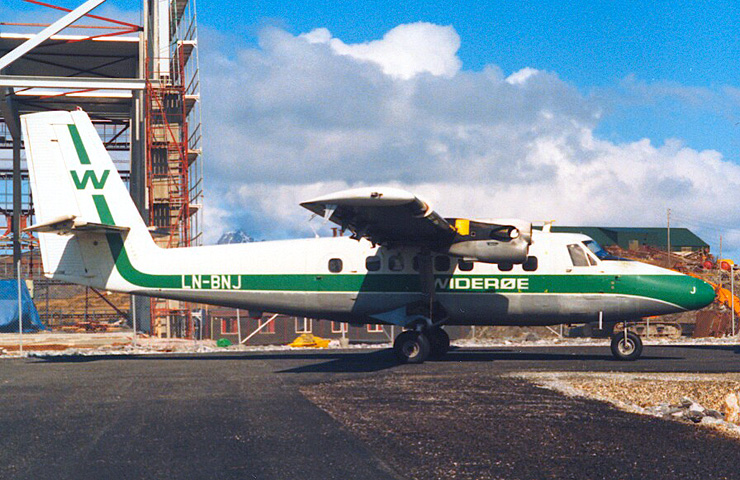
{"left": 21, "top": 110, "right": 716, "bottom": 363}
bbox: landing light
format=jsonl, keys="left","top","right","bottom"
{"left": 510, "top": 228, "right": 520, "bottom": 239}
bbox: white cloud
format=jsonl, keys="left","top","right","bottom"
{"left": 202, "top": 24, "right": 740, "bottom": 255}
{"left": 201, "top": 203, "right": 233, "bottom": 244}
{"left": 506, "top": 67, "right": 540, "bottom": 85}
{"left": 302, "top": 22, "right": 462, "bottom": 80}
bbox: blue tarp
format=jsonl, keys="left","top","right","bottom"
{"left": 0, "top": 279, "right": 45, "bottom": 333}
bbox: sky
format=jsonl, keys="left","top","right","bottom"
{"left": 2, "top": 0, "right": 740, "bottom": 257}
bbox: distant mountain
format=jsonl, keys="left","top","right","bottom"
{"left": 217, "top": 229, "right": 255, "bottom": 245}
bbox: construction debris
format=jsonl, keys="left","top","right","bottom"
{"left": 288, "top": 333, "right": 331, "bottom": 348}
{"left": 643, "top": 397, "right": 725, "bottom": 425}
{"left": 725, "top": 392, "right": 740, "bottom": 423}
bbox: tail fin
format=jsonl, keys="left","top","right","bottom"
{"left": 22, "top": 110, "right": 156, "bottom": 289}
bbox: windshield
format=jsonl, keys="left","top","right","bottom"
{"left": 583, "top": 240, "right": 622, "bottom": 261}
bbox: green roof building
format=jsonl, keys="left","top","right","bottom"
{"left": 545, "top": 226, "right": 709, "bottom": 252}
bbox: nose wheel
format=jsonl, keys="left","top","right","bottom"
{"left": 610, "top": 330, "right": 643, "bottom": 361}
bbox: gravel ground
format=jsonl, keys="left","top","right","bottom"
{"left": 517, "top": 372, "right": 740, "bottom": 437}
{"left": 302, "top": 372, "right": 740, "bottom": 480}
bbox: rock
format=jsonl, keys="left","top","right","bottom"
{"left": 705, "top": 409, "right": 724, "bottom": 419}
{"left": 688, "top": 402, "right": 705, "bottom": 414}
{"left": 679, "top": 397, "right": 694, "bottom": 408}
{"left": 684, "top": 410, "right": 704, "bottom": 423}
{"left": 700, "top": 416, "right": 723, "bottom": 426}
{"left": 651, "top": 404, "right": 682, "bottom": 417}
{"left": 724, "top": 393, "right": 740, "bottom": 423}
{"left": 524, "top": 332, "right": 539, "bottom": 342}
{"left": 651, "top": 405, "right": 670, "bottom": 416}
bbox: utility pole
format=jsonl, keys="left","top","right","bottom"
{"left": 719, "top": 235, "right": 723, "bottom": 263}
{"left": 13, "top": 130, "right": 22, "bottom": 355}
{"left": 17, "top": 259, "right": 22, "bottom": 355}
{"left": 666, "top": 208, "right": 671, "bottom": 268}
{"left": 719, "top": 235, "right": 723, "bottom": 290}
{"left": 731, "top": 265, "right": 736, "bottom": 336}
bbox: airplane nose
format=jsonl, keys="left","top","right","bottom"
{"left": 683, "top": 276, "right": 716, "bottom": 310}
{"left": 645, "top": 274, "right": 716, "bottom": 312}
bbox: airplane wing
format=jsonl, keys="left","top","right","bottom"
{"left": 300, "top": 187, "right": 456, "bottom": 247}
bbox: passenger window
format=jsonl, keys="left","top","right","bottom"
{"left": 458, "top": 259, "right": 474, "bottom": 272}
{"left": 328, "top": 258, "right": 343, "bottom": 273}
{"left": 498, "top": 262, "right": 513, "bottom": 272}
{"left": 567, "top": 244, "right": 589, "bottom": 267}
{"left": 388, "top": 255, "right": 404, "bottom": 271}
{"left": 434, "top": 256, "right": 451, "bottom": 272}
{"left": 366, "top": 256, "right": 381, "bottom": 272}
{"left": 522, "top": 256, "right": 538, "bottom": 272}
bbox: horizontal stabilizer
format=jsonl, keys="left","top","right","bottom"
{"left": 25, "top": 214, "right": 129, "bottom": 235}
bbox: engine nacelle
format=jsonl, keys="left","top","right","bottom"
{"left": 445, "top": 218, "right": 532, "bottom": 264}
{"left": 446, "top": 237, "right": 529, "bottom": 264}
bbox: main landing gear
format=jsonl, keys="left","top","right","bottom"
{"left": 610, "top": 327, "right": 643, "bottom": 361}
{"left": 393, "top": 327, "right": 450, "bottom": 364}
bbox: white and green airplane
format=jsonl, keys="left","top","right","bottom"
{"left": 22, "top": 110, "right": 716, "bottom": 363}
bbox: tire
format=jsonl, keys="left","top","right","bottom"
{"left": 610, "top": 331, "right": 643, "bottom": 361}
{"left": 427, "top": 327, "right": 450, "bottom": 360}
{"left": 393, "top": 331, "right": 430, "bottom": 364}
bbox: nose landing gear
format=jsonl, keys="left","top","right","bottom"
{"left": 610, "top": 328, "right": 643, "bottom": 361}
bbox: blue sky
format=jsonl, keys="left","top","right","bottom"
{"left": 3, "top": 0, "right": 740, "bottom": 255}
{"left": 198, "top": 0, "right": 740, "bottom": 160}
{"left": 194, "top": 0, "right": 740, "bottom": 250}
{"left": 7, "top": 0, "right": 738, "bottom": 158}
{"left": 199, "top": 0, "right": 739, "bottom": 84}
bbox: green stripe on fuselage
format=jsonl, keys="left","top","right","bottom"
{"left": 93, "top": 194, "right": 180, "bottom": 288}
{"left": 90, "top": 196, "right": 702, "bottom": 309}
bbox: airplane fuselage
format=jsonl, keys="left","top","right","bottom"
{"left": 62, "top": 228, "right": 715, "bottom": 329}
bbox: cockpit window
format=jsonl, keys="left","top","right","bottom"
{"left": 586, "top": 253, "right": 597, "bottom": 266}
{"left": 583, "top": 240, "right": 622, "bottom": 261}
{"left": 567, "top": 244, "right": 590, "bottom": 267}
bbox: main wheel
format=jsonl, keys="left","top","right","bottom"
{"left": 427, "top": 327, "right": 450, "bottom": 360}
{"left": 610, "top": 331, "right": 643, "bottom": 361}
{"left": 393, "top": 331, "right": 430, "bottom": 364}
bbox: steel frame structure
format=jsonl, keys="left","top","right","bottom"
{"left": 0, "top": 0, "right": 203, "bottom": 337}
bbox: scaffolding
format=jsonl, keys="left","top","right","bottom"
{"left": 145, "top": 0, "right": 202, "bottom": 338}
{"left": 0, "top": 0, "right": 203, "bottom": 337}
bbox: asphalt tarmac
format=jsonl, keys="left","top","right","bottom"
{"left": 1, "top": 344, "right": 740, "bottom": 480}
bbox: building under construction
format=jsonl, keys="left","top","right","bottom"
{"left": 0, "top": 0, "right": 202, "bottom": 337}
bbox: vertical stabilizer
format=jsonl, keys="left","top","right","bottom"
{"left": 22, "top": 110, "right": 156, "bottom": 290}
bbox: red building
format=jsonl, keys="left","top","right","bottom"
{"left": 204, "top": 307, "right": 469, "bottom": 346}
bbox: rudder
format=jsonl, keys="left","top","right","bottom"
{"left": 22, "top": 110, "right": 156, "bottom": 288}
